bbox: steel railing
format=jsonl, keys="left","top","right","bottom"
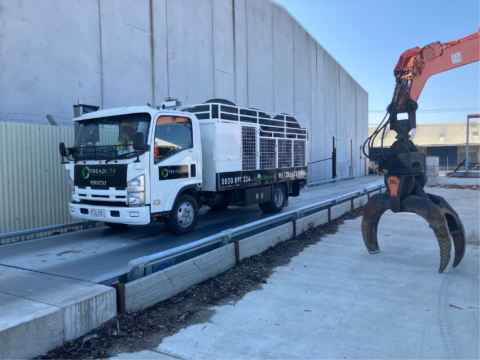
{"left": 0, "top": 220, "right": 90, "bottom": 241}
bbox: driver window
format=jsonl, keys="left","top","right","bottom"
{"left": 154, "top": 116, "right": 193, "bottom": 163}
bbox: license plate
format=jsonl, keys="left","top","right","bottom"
{"left": 91, "top": 209, "right": 106, "bottom": 218}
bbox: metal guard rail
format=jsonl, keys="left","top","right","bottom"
{"left": 127, "top": 184, "right": 386, "bottom": 272}
{"left": 0, "top": 221, "right": 89, "bottom": 241}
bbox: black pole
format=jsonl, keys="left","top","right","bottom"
{"left": 332, "top": 136, "right": 336, "bottom": 179}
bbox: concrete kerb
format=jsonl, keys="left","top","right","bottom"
{"left": 124, "top": 244, "right": 236, "bottom": 313}
{"left": 0, "top": 267, "right": 116, "bottom": 359}
{"left": 0, "top": 293, "right": 64, "bottom": 359}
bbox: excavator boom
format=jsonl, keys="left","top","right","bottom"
{"left": 390, "top": 29, "right": 480, "bottom": 128}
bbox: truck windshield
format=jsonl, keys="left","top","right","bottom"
{"left": 72, "top": 113, "right": 151, "bottom": 161}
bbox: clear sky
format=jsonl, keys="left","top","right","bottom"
{"left": 275, "top": 0, "right": 480, "bottom": 126}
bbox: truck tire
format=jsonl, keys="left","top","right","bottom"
{"left": 105, "top": 222, "right": 128, "bottom": 230}
{"left": 208, "top": 203, "right": 230, "bottom": 211}
{"left": 264, "top": 184, "right": 286, "bottom": 213}
{"left": 258, "top": 202, "right": 268, "bottom": 212}
{"left": 164, "top": 194, "right": 199, "bottom": 235}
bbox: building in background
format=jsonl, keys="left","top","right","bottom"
{"left": 369, "top": 121, "right": 480, "bottom": 172}
{"left": 0, "top": 0, "right": 369, "bottom": 184}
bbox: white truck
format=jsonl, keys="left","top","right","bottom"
{"left": 59, "top": 99, "right": 308, "bottom": 235}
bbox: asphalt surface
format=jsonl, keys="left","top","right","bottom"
{"left": 0, "top": 177, "right": 383, "bottom": 284}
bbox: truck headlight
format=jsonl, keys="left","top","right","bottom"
{"left": 127, "top": 175, "right": 145, "bottom": 206}
{"left": 128, "top": 192, "right": 145, "bottom": 206}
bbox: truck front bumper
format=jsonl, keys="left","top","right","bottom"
{"left": 69, "top": 203, "right": 151, "bottom": 225}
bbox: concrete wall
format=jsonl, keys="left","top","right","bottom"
{"left": 0, "top": 0, "right": 368, "bottom": 183}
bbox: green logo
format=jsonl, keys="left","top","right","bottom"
{"left": 161, "top": 168, "right": 169, "bottom": 178}
{"left": 254, "top": 174, "right": 275, "bottom": 181}
{"left": 82, "top": 166, "right": 90, "bottom": 179}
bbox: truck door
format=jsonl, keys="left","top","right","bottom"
{"left": 150, "top": 115, "right": 201, "bottom": 213}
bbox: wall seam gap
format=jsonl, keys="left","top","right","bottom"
{"left": 98, "top": 0, "right": 104, "bottom": 109}
{"left": 271, "top": 1, "right": 274, "bottom": 112}
{"left": 245, "top": 0, "right": 249, "bottom": 107}
{"left": 232, "top": 0, "right": 236, "bottom": 104}
{"left": 212, "top": 0, "right": 215, "bottom": 99}
{"left": 292, "top": 16, "right": 295, "bottom": 115}
{"left": 165, "top": 0, "right": 170, "bottom": 98}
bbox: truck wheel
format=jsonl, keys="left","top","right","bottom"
{"left": 208, "top": 203, "right": 230, "bottom": 211}
{"left": 164, "top": 194, "right": 199, "bottom": 235}
{"left": 264, "top": 184, "right": 286, "bottom": 213}
{"left": 105, "top": 222, "right": 128, "bottom": 230}
{"left": 258, "top": 202, "right": 268, "bottom": 212}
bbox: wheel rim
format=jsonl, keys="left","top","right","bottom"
{"left": 274, "top": 188, "right": 284, "bottom": 208}
{"left": 177, "top": 202, "right": 194, "bottom": 228}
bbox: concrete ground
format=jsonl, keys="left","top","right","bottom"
{"left": 0, "top": 267, "right": 116, "bottom": 359}
{"left": 115, "top": 186, "right": 479, "bottom": 359}
{"left": 438, "top": 176, "right": 480, "bottom": 186}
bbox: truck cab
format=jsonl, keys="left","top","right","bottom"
{"left": 60, "top": 101, "right": 308, "bottom": 235}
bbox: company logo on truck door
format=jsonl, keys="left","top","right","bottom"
{"left": 158, "top": 165, "right": 189, "bottom": 181}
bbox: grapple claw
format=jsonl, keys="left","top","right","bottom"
{"left": 361, "top": 190, "right": 466, "bottom": 273}
{"left": 361, "top": 193, "right": 390, "bottom": 254}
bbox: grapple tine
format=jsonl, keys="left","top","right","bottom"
{"left": 427, "top": 194, "right": 466, "bottom": 268}
{"left": 451, "top": 220, "right": 466, "bottom": 268}
{"left": 402, "top": 196, "right": 452, "bottom": 273}
{"left": 361, "top": 193, "right": 390, "bottom": 254}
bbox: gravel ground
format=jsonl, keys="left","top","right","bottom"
{"left": 35, "top": 207, "right": 364, "bottom": 360}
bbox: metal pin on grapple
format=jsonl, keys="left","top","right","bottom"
{"left": 361, "top": 30, "right": 479, "bottom": 272}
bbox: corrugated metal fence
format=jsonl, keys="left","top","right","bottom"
{"left": 0, "top": 122, "right": 78, "bottom": 244}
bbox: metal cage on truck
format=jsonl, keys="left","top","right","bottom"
{"left": 178, "top": 102, "right": 308, "bottom": 192}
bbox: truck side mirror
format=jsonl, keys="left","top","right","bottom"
{"left": 132, "top": 132, "right": 144, "bottom": 151}
{"left": 59, "top": 142, "right": 67, "bottom": 157}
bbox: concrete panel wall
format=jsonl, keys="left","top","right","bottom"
{"left": 246, "top": 0, "right": 274, "bottom": 112}
{"left": 100, "top": 0, "right": 153, "bottom": 109}
{"left": 293, "top": 21, "right": 311, "bottom": 120}
{"left": 233, "top": 0, "right": 248, "bottom": 107}
{"left": 0, "top": 0, "right": 368, "bottom": 185}
{"left": 272, "top": 4, "right": 294, "bottom": 115}
{"left": 152, "top": 0, "right": 169, "bottom": 104}
{"left": 323, "top": 52, "right": 338, "bottom": 181}
{"left": 312, "top": 44, "right": 326, "bottom": 181}
{"left": 0, "top": 0, "right": 101, "bottom": 125}
{"left": 213, "top": 0, "right": 236, "bottom": 102}
{"left": 166, "top": 0, "right": 215, "bottom": 105}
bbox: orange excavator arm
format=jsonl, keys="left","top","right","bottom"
{"left": 360, "top": 30, "right": 479, "bottom": 274}
{"left": 388, "top": 28, "right": 480, "bottom": 128}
